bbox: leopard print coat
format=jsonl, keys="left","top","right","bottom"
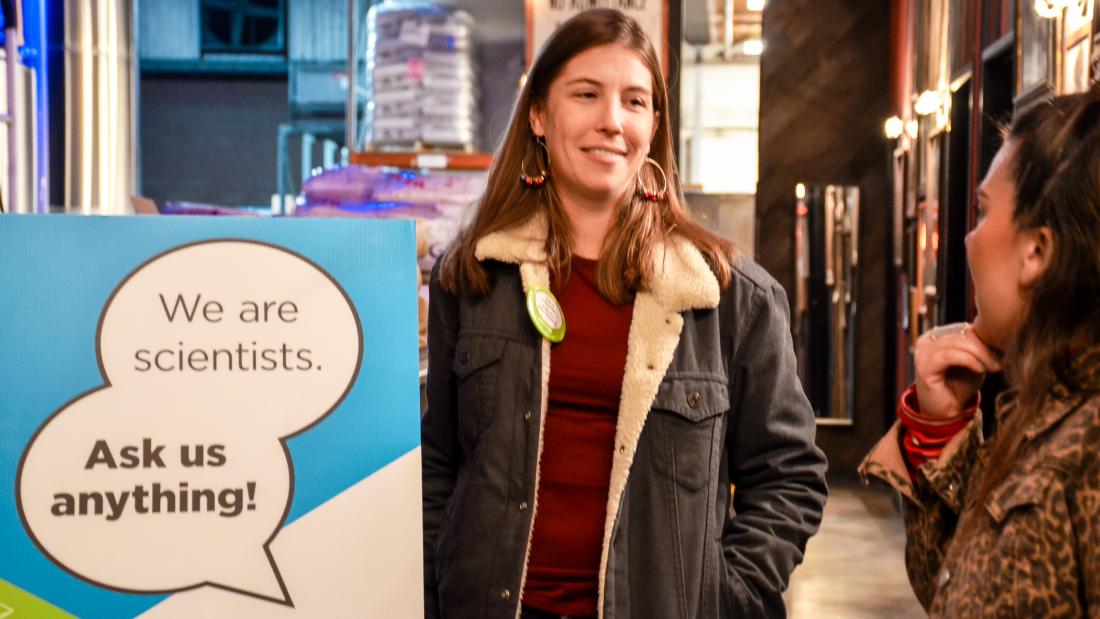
{"left": 860, "top": 347, "right": 1100, "bottom": 618}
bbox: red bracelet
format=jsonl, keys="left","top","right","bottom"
{"left": 898, "top": 384, "right": 978, "bottom": 471}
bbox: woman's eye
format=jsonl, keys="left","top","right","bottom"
{"left": 574, "top": 91, "right": 597, "bottom": 99}
{"left": 630, "top": 98, "right": 648, "bottom": 108}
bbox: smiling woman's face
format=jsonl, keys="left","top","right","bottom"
{"left": 529, "top": 44, "right": 657, "bottom": 209}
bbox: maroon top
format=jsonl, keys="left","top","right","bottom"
{"left": 522, "top": 256, "right": 633, "bottom": 616}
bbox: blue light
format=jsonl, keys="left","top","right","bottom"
{"left": 25, "top": 0, "right": 51, "bottom": 211}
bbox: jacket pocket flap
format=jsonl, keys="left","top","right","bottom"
{"left": 985, "top": 467, "right": 1057, "bottom": 525}
{"left": 652, "top": 376, "right": 729, "bottom": 422}
{"left": 452, "top": 335, "right": 507, "bottom": 378}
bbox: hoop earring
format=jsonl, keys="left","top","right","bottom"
{"left": 521, "top": 138, "right": 549, "bottom": 187}
{"left": 637, "top": 157, "right": 668, "bottom": 202}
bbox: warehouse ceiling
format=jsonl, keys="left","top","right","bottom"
{"left": 429, "top": 0, "right": 763, "bottom": 49}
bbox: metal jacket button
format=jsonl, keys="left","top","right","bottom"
{"left": 500, "top": 589, "right": 511, "bottom": 601}
{"left": 524, "top": 409, "right": 533, "bottom": 422}
{"left": 519, "top": 501, "right": 528, "bottom": 512}
{"left": 687, "top": 391, "right": 702, "bottom": 409}
{"left": 936, "top": 566, "right": 950, "bottom": 588}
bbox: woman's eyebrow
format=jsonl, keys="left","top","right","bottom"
{"left": 564, "top": 77, "right": 602, "bottom": 87}
{"left": 563, "top": 78, "right": 651, "bottom": 95}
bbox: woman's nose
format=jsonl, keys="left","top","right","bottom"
{"left": 598, "top": 101, "right": 624, "bottom": 134}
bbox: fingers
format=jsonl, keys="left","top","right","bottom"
{"left": 925, "top": 322, "right": 970, "bottom": 341}
{"left": 944, "top": 334, "right": 1001, "bottom": 374}
{"left": 914, "top": 343, "right": 990, "bottom": 417}
{"left": 916, "top": 322, "right": 1002, "bottom": 374}
{"left": 914, "top": 322, "right": 1001, "bottom": 417}
{"left": 921, "top": 347, "right": 990, "bottom": 379}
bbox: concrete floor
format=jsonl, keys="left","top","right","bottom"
{"left": 783, "top": 481, "right": 927, "bottom": 618}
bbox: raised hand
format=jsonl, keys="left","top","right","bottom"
{"left": 914, "top": 322, "right": 1002, "bottom": 418}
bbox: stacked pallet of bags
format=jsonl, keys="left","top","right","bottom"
{"left": 363, "top": 2, "right": 479, "bottom": 149}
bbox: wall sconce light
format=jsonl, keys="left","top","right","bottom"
{"left": 906, "top": 120, "right": 919, "bottom": 139}
{"left": 884, "top": 116, "right": 904, "bottom": 139}
{"left": 914, "top": 90, "right": 943, "bottom": 116}
{"left": 1034, "top": 0, "right": 1072, "bottom": 18}
{"left": 742, "top": 39, "right": 764, "bottom": 55}
{"left": 795, "top": 183, "right": 807, "bottom": 200}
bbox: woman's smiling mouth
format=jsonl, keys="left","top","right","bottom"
{"left": 582, "top": 146, "right": 627, "bottom": 162}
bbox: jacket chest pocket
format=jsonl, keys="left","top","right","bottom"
{"left": 650, "top": 377, "right": 730, "bottom": 492}
{"left": 985, "top": 466, "right": 1063, "bottom": 533}
{"left": 452, "top": 335, "right": 508, "bottom": 445}
{"left": 978, "top": 467, "right": 1071, "bottom": 611}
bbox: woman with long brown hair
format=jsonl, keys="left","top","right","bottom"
{"left": 422, "top": 8, "right": 826, "bottom": 619}
{"left": 862, "top": 88, "right": 1100, "bottom": 616}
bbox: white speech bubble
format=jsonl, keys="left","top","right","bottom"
{"left": 99, "top": 240, "right": 361, "bottom": 437}
{"left": 16, "top": 240, "right": 363, "bottom": 606}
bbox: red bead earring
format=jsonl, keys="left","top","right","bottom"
{"left": 521, "top": 138, "right": 550, "bottom": 187}
{"left": 637, "top": 157, "right": 668, "bottom": 202}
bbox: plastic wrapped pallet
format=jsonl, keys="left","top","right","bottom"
{"left": 296, "top": 164, "right": 487, "bottom": 350}
{"left": 297, "top": 165, "right": 486, "bottom": 273}
{"left": 362, "top": 2, "right": 480, "bottom": 150}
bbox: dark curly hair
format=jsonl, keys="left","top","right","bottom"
{"left": 969, "top": 85, "right": 1100, "bottom": 518}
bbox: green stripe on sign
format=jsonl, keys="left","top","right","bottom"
{"left": 0, "top": 578, "right": 77, "bottom": 619}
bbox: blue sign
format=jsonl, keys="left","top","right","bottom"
{"left": 0, "top": 215, "right": 423, "bottom": 618}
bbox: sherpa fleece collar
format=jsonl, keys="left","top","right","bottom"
{"left": 474, "top": 212, "right": 721, "bottom": 311}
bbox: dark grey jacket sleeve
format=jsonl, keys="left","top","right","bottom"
{"left": 721, "top": 281, "right": 829, "bottom": 617}
{"left": 421, "top": 262, "right": 460, "bottom": 618}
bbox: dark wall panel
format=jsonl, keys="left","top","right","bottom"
{"left": 140, "top": 76, "right": 289, "bottom": 206}
{"left": 478, "top": 39, "right": 526, "bottom": 151}
{"left": 757, "top": 0, "right": 891, "bottom": 473}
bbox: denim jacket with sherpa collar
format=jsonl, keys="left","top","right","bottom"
{"left": 423, "top": 214, "right": 828, "bottom": 619}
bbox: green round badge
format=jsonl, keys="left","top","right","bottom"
{"left": 526, "top": 286, "right": 566, "bottom": 343}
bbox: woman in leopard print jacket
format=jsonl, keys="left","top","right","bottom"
{"left": 861, "top": 88, "right": 1100, "bottom": 617}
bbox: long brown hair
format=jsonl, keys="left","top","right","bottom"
{"left": 968, "top": 87, "right": 1100, "bottom": 516}
{"left": 440, "top": 8, "right": 733, "bottom": 303}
